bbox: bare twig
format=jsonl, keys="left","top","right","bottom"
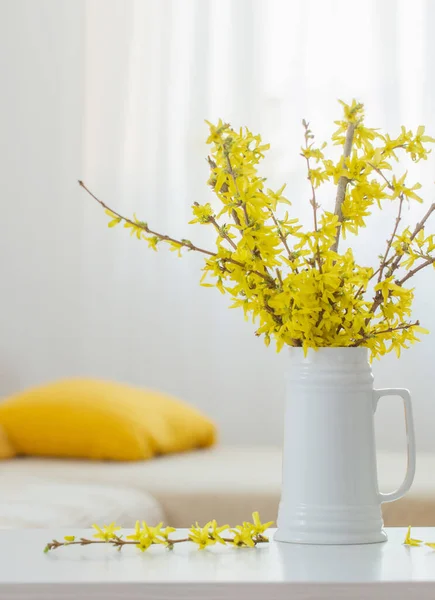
{"left": 409, "top": 203, "right": 435, "bottom": 242}
{"left": 378, "top": 195, "right": 404, "bottom": 283}
{"left": 396, "top": 258, "right": 435, "bottom": 286}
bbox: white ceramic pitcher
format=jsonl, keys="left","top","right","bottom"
{"left": 275, "top": 347, "right": 416, "bottom": 545}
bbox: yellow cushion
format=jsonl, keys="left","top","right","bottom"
{"left": 0, "top": 379, "right": 216, "bottom": 461}
{"left": 0, "top": 425, "right": 16, "bottom": 459}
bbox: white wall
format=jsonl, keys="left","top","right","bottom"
{"left": 1, "top": 0, "right": 435, "bottom": 452}
{"left": 0, "top": 0, "right": 86, "bottom": 388}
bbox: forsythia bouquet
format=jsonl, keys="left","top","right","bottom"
{"left": 80, "top": 100, "right": 435, "bottom": 359}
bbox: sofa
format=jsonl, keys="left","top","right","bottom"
{"left": 1, "top": 446, "right": 434, "bottom": 528}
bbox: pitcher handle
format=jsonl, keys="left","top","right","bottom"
{"left": 373, "top": 388, "right": 416, "bottom": 503}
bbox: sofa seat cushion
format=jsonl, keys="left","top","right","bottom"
{"left": 0, "top": 447, "right": 434, "bottom": 527}
{"left": 0, "top": 474, "right": 165, "bottom": 528}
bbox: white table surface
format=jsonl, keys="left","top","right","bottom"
{"left": 2, "top": 527, "right": 435, "bottom": 599}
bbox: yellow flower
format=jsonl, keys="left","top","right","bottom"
{"left": 126, "top": 521, "right": 172, "bottom": 551}
{"left": 403, "top": 526, "right": 422, "bottom": 547}
{"left": 250, "top": 512, "right": 274, "bottom": 537}
{"left": 127, "top": 521, "right": 170, "bottom": 544}
{"left": 338, "top": 98, "right": 364, "bottom": 123}
{"left": 188, "top": 522, "right": 217, "bottom": 549}
{"left": 63, "top": 535, "right": 75, "bottom": 542}
{"left": 374, "top": 277, "right": 395, "bottom": 304}
{"left": 189, "top": 203, "right": 214, "bottom": 224}
{"left": 126, "top": 521, "right": 142, "bottom": 542}
{"left": 135, "top": 534, "right": 153, "bottom": 552}
{"left": 209, "top": 520, "right": 229, "bottom": 545}
{"left": 230, "top": 512, "right": 273, "bottom": 547}
{"left": 205, "top": 119, "right": 230, "bottom": 144}
{"left": 308, "top": 168, "right": 329, "bottom": 188}
{"left": 157, "top": 525, "right": 177, "bottom": 540}
{"left": 390, "top": 174, "right": 423, "bottom": 203}
{"left": 425, "top": 542, "right": 435, "bottom": 549}
{"left": 146, "top": 236, "right": 159, "bottom": 251}
{"left": 105, "top": 209, "right": 117, "bottom": 218}
{"left": 231, "top": 525, "right": 256, "bottom": 547}
{"left": 92, "top": 523, "right": 121, "bottom": 541}
{"left": 145, "top": 522, "right": 168, "bottom": 543}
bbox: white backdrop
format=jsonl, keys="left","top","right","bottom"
{"left": 1, "top": 0, "right": 435, "bottom": 450}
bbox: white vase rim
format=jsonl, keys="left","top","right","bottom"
{"left": 288, "top": 346, "right": 369, "bottom": 365}
{"left": 288, "top": 346, "right": 368, "bottom": 355}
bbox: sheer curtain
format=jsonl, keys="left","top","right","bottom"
{"left": 2, "top": 0, "right": 435, "bottom": 449}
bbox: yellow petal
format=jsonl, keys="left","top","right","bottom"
{"left": 92, "top": 524, "right": 103, "bottom": 538}
{"left": 425, "top": 542, "right": 435, "bottom": 549}
{"left": 413, "top": 326, "right": 429, "bottom": 335}
{"left": 403, "top": 526, "right": 422, "bottom": 546}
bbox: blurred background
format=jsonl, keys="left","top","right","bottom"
{"left": 1, "top": 0, "right": 435, "bottom": 454}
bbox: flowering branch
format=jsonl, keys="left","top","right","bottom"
{"left": 223, "top": 148, "right": 250, "bottom": 227}
{"left": 79, "top": 181, "right": 215, "bottom": 258}
{"left": 375, "top": 321, "right": 420, "bottom": 335}
{"left": 385, "top": 202, "right": 435, "bottom": 280}
{"left": 363, "top": 164, "right": 404, "bottom": 284}
{"left": 302, "top": 121, "right": 320, "bottom": 233}
{"left": 302, "top": 119, "right": 322, "bottom": 273}
{"left": 44, "top": 513, "right": 273, "bottom": 554}
{"left": 268, "top": 208, "right": 296, "bottom": 264}
{"left": 207, "top": 156, "right": 242, "bottom": 228}
{"left": 195, "top": 205, "right": 237, "bottom": 251}
{"left": 44, "top": 534, "right": 270, "bottom": 552}
{"left": 206, "top": 157, "right": 276, "bottom": 283}
{"left": 331, "top": 120, "right": 357, "bottom": 252}
{"left": 354, "top": 320, "right": 421, "bottom": 346}
{"left": 79, "top": 181, "right": 275, "bottom": 286}
{"left": 367, "top": 200, "right": 435, "bottom": 321}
